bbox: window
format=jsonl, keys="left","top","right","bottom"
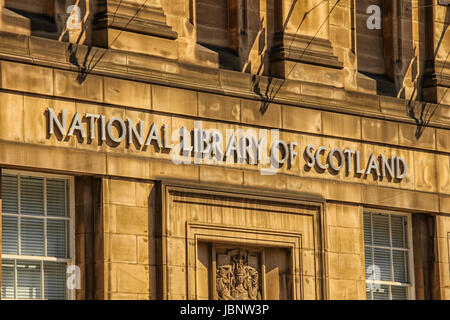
{"left": 363, "top": 211, "right": 415, "bottom": 300}
{"left": 1, "top": 171, "right": 74, "bottom": 300}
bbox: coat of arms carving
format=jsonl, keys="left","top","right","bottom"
{"left": 216, "top": 248, "right": 261, "bottom": 300}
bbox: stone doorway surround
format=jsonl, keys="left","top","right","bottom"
{"left": 155, "top": 182, "right": 326, "bottom": 300}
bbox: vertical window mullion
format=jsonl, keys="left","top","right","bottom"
{"left": 389, "top": 214, "right": 394, "bottom": 283}
{"left": 17, "top": 176, "right": 21, "bottom": 255}
{"left": 44, "top": 178, "right": 47, "bottom": 257}
{"left": 370, "top": 212, "right": 375, "bottom": 300}
{"left": 406, "top": 217, "right": 411, "bottom": 298}
{"left": 41, "top": 260, "right": 44, "bottom": 300}
{"left": 65, "top": 180, "right": 69, "bottom": 218}
{"left": 14, "top": 259, "right": 17, "bottom": 299}
{"left": 404, "top": 218, "right": 409, "bottom": 283}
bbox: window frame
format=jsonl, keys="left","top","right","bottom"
{"left": 1, "top": 169, "right": 75, "bottom": 300}
{"left": 363, "top": 208, "right": 416, "bottom": 300}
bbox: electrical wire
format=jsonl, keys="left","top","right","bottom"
{"left": 80, "top": 0, "right": 149, "bottom": 79}
{"left": 262, "top": 0, "right": 341, "bottom": 109}
{"left": 110, "top": 0, "right": 124, "bottom": 28}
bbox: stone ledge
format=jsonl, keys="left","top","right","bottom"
{"left": 94, "top": 0, "right": 177, "bottom": 40}
{"left": 271, "top": 32, "right": 344, "bottom": 70}
{"left": 0, "top": 30, "right": 449, "bottom": 131}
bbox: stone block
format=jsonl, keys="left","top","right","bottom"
{"left": 399, "top": 123, "right": 436, "bottom": 150}
{"left": 437, "top": 129, "right": 450, "bottom": 153}
{"left": 152, "top": 85, "right": 197, "bottom": 116}
{"left": 115, "top": 263, "right": 150, "bottom": 294}
{"left": 199, "top": 166, "right": 243, "bottom": 186}
{"left": 104, "top": 77, "right": 151, "bottom": 109}
{"left": 198, "top": 92, "right": 240, "bottom": 122}
{"left": 379, "top": 96, "right": 407, "bottom": 118}
{"left": 106, "top": 154, "right": 151, "bottom": 180}
{"left": 115, "top": 206, "right": 149, "bottom": 236}
{"left": 414, "top": 151, "right": 437, "bottom": 193}
{"left": 241, "top": 100, "right": 281, "bottom": 127}
{"left": 285, "top": 176, "right": 325, "bottom": 197}
{"left": 137, "top": 236, "right": 149, "bottom": 265}
{"left": 327, "top": 252, "right": 340, "bottom": 279}
{"left": 327, "top": 203, "right": 362, "bottom": 229}
{"left": 108, "top": 29, "right": 178, "bottom": 60}
{"left": 135, "top": 182, "right": 154, "bottom": 208}
{"left": 363, "top": 185, "right": 439, "bottom": 213}
{"left": 322, "top": 112, "right": 361, "bottom": 139}
{"left": 437, "top": 155, "right": 450, "bottom": 195}
{"left": 54, "top": 69, "right": 103, "bottom": 102}
{"left": 104, "top": 178, "right": 137, "bottom": 207}
{"left": 440, "top": 195, "right": 450, "bottom": 214}
{"left": 338, "top": 253, "right": 365, "bottom": 281}
{"left": 110, "top": 293, "right": 138, "bottom": 300}
{"left": 0, "top": 142, "right": 106, "bottom": 175}
{"left": 0, "top": 92, "right": 23, "bottom": 142}
{"left": 1, "top": 61, "right": 53, "bottom": 95}
{"left": 329, "top": 279, "right": 359, "bottom": 300}
{"left": 110, "top": 234, "right": 137, "bottom": 263}
{"left": 167, "top": 266, "right": 187, "bottom": 296}
{"left": 361, "top": 118, "right": 398, "bottom": 145}
{"left": 23, "top": 95, "right": 76, "bottom": 147}
{"left": 326, "top": 181, "right": 363, "bottom": 204}
{"left": 151, "top": 160, "right": 199, "bottom": 181}
{"left": 328, "top": 226, "right": 363, "bottom": 254}
{"left": 167, "top": 237, "right": 187, "bottom": 267}
{"left": 243, "top": 170, "right": 287, "bottom": 191}
{"left": 282, "top": 105, "right": 322, "bottom": 134}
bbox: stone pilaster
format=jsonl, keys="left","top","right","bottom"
{"left": 270, "top": 0, "right": 343, "bottom": 80}
{"left": 0, "top": 0, "right": 31, "bottom": 35}
{"left": 421, "top": 1, "right": 450, "bottom": 105}
{"left": 93, "top": 0, "right": 178, "bottom": 58}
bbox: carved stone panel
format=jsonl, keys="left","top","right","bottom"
{"left": 215, "top": 248, "right": 262, "bottom": 300}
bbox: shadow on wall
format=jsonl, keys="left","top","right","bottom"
{"left": 4, "top": 0, "right": 96, "bottom": 84}
{"left": 250, "top": 0, "right": 300, "bottom": 116}
{"left": 406, "top": 4, "right": 449, "bottom": 139}
{"left": 4, "top": 0, "right": 93, "bottom": 42}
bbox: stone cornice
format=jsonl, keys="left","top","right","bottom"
{"left": 0, "top": 30, "right": 449, "bottom": 130}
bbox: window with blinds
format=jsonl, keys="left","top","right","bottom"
{"left": 1, "top": 172, "right": 72, "bottom": 300}
{"left": 364, "top": 211, "right": 414, "bottom": 300}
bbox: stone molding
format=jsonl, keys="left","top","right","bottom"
{"left": 94, "top": 0, "right": 177, "bottom": 40}
{"left": 159, "top": 183, "right": 322, "bottom": 300}
{"left": 271, "top": 32, "right": 343, "bottom": 70}
{"left": 0, "top": 30, "right": 449, "bottom": 130}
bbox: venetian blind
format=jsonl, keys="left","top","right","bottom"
{"left": 1, "top": 172, "right": 71, "bottom": 300}
{"left": 44, "top": 262, "right": 67, "bottom": 300}
{"left": 364, "top": 212, "right": 411, "bottom": 300}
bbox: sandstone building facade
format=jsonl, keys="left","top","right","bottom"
{"left": 0, "top": 0, "right": 449, "bottom": 300}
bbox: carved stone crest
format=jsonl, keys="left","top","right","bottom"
{"left": 216, "top": 249, "right": 261, "bottom": 300}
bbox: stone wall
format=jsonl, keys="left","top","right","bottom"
{"left": 102, "top": 178, "right": 155, "bottom": 299}
{"left": 0, "top": 0, "right": 449, "bottom": 300}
